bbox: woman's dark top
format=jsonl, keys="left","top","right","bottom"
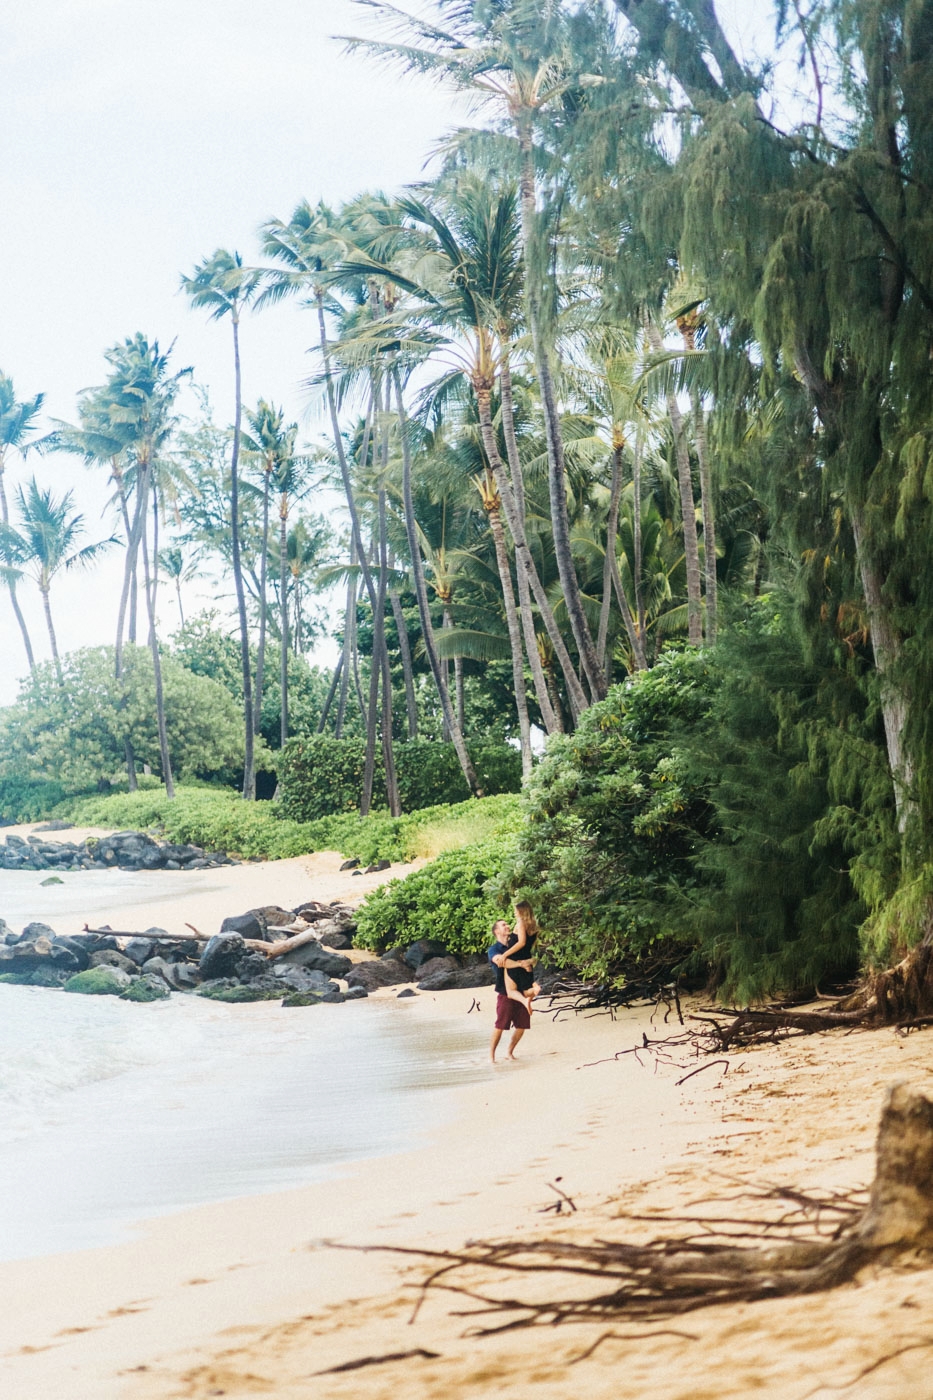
{"left": 504, "top": 932, "right": 536, "bottom": 994}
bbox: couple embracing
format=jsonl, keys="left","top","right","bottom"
{"left": 489, "top": 901, "right": 540, "bottom": 1064}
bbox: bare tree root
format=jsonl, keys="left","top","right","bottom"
{"left": 353, "top": 1086, "right": 933, "bottom": 1334}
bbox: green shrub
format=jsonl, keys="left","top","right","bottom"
{"left": 354, "top": 799, "right": 523, "bottom": 956}
{"left": 0, "top": 777, "right": 73, "bottom": 823}
{"left": 277, "top": 736, "right": 522, "bottom": 821}
{"left": 497, "top": 651, "right": 716, "bottom": 983}
{"left": 354, "top": 833, "right": 517, "bottom": 957}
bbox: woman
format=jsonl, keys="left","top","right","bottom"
{"left": 500, "top": 901, "right": 541, "bottom": 1016}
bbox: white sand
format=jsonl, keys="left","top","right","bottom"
{"left": 1, "top": 847, "right": 932, "bottom": 1398}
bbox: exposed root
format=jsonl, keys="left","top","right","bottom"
{"left": 350, "top": 1086, "right": 933, "bottom": 1334}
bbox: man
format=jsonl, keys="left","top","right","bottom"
{"left": 488, "top": 918, "right": 534, "bottom": 1063}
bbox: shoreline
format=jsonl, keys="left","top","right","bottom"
{"left": 3, "top": 990, "right": 932, "bottom": 1398}
{"left": 2, "top": 842, "right": 932, "bottom": 1397}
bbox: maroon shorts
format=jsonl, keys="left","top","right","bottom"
{"left": 495, "top": 993, "right": 531, "bottom": 1031}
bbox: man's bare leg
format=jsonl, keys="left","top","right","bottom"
{"left": 507, "top": 1027, "right": 525, "bottom": 1060}
{"left": 490, "top": 1028, "right": 504, "bottom": 1063}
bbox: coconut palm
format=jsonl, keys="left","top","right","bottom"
{"left": 346, "top": 0, "right": 609, "bottom": 701}
{"left": 181, "top": 248, "right": 262, "bottom": 799}
{"left": 159, "top": 546, "right": 198, "bottom": 627}
{"left": 0, "top": 372, "right": 44, "bottom": 671}
{"left": 240, "top": 401, "right": 313, "bottom": 736}
{"left": 0, "top": 480, "right": 114, "bottom": 684}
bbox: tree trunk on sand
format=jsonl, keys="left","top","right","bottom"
{"left": 488, "top": 499, "right": 534, "bottom": 778}
{"left": 476, "top": 383, "right": 583, "bottom": 721}
{"left": 517, "top": 128, "right": 606, "bottom": 702}
{"left": 645, "top": 318, "right": 703, "bottom": 646}
{"left": 229, "top": 315, "right": 256, "bottom": 800}
{"left": 393, "top": 367, "right": 481, "bottom": 796}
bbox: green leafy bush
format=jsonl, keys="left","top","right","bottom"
{"left": 354, "top": 833, "right": 518, "bottom": 957}
{"left": 0, "top": 777, "right": 71, "bottom": 824}
{"left": 0, "top": 646, "right": 244, "bottom": 791}
{"left": 277, "top": 736, "right": 522, "bottom": 821}
{"left": 497, "top": 651, "right": 716, "bottom": 982}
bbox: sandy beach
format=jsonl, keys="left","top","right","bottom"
{"left": 1, "top": 846, "right": 932, "bottom": 1399}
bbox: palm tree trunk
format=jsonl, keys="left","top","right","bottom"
{"left": 488, "top": 501, "right": 533, "bottom": 778}
{"left": 378, "top": 486, "right": 400, "bottom": 816}
{"left": 175, "top": 579, "right": 185, "bottom": 627}
{"left": 114, "top": 464, "right": 150, "bottom": 792}
{"left": 394, "top": 366, "right": 481, "bottom": 796}
{"left": 692, "top": 387, "right": 718, "bottom": 645}
{"left": 0, "top": 459, "right": 36, "bottom": 674}
{"left": 254, "top": 467, "right": 272, "bottom": 732}
{"left": 633, "top": 434, "right": 646, "bottom": 649}
{"left": 336, "top": 541, "right": 356, "bottom": 738}
{"left": 597, "top": 442, "right": 623, "bottom": 677}
{"left": 517, "top": 127, "right": 606, "bottom": 702}
{"left": 279, "top": 506, "right": 289, "bottom": 746}
{"left": 476, "top": 385, "right": 582, "bottom": 722}
{"left": 645, "top": 318, "right": 703, "bottom": 645}
{"left": 317, "top": 653, "right": 343, "bottom": 733}
{"left": 229, "top": 315, "right": 256, "bottom": 799}
{"left": 602, "top": 443, "right": 647, "bottom": 672}
{"left": 40, "top": 583, "right": 63, "bottom": 686}
{"left": 389, "top": 571, "right": 418, "bottom": 739}
{"left": 140, "top": 501, "right": 175, "bottom": 799}
{"left": 441, "top": 606, "right": 453, "bottom": 742}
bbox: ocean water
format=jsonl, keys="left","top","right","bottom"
{"left": 0, "top": 983, "right": 490, "bottom": 1262}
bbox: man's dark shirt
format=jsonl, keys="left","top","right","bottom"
{"left": 490, "top": 932, "right": 519, "bottom": 995}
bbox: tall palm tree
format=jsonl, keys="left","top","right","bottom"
{"left": 159, "top": 545, "right": 198, "bottom": 627}
{"left": 0, "top": 372, "right": 44, "bottom": 671}
{"left": 0, "top": 480, "right": 114, "bottom": 684}
{"left": 240, "top": 401, "right": 312, "bottom": 734}
{"left": 349, "top": 176, "right": 583, "bottom": 727}
{"left": 346, "top": 0, "right": 608, "bottom": 702}
{"left": 181, "top": 249, "right": 262, "bottom": 799}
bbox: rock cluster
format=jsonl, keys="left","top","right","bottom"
{"left": 0, "top": 897, "right": 499, "bottom": 1005}
{"left": 0, "top": 828, "right": 238, "bottom": 873}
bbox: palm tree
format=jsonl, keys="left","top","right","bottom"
{"left": 0, "top": 480, "right": 114, "bottom": 684}
{"left": 182, "top": 249, "right": 262, "bottom": 799}
{"left": 159, "top": 545, "right": 198, "bottom": 626}
{"left": 475, "top": 468, "right": 533, "bottom": 776}
{"left": 346, "top": 0, "right": 608, "bottom": 702}
{"left": 89, "top": 335, "right": 191, "bottom": 794}
{"left": 240, "top": 401, "right": 312, "bottom": 734}
{"left": 0, "top": 372, "right": 44, "bottom": 671}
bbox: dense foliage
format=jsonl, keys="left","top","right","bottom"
{"left": 0, "top": 647, "right": 244, "bottom": 792}
{"left": 498, "top": 653, "right": 713, "bottom": 980}
{"left": 277, "top": 735, "right": 522, "bottom": 820}
{"left": 59, "top": 786, "right": 519, "bottom": 866}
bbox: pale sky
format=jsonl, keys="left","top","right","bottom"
{"left": 0, "top": 0, "right": 780, "bottom": 707}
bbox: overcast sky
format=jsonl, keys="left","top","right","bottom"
{"left": 0, "top": 0, "right": 777, "bottom": 707}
